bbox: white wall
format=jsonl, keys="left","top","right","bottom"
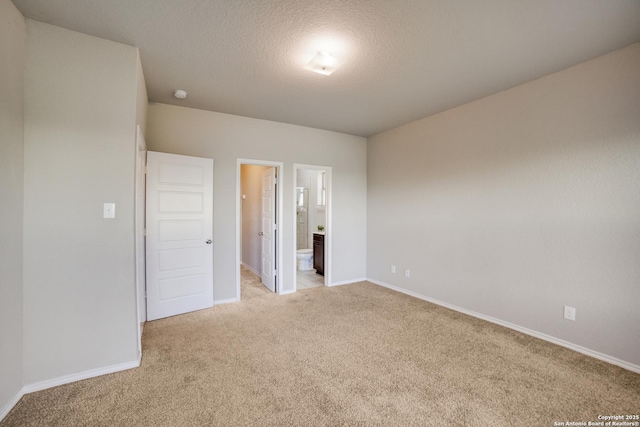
{"left": 23, "top": 20, "right": 141, "bottom": 384}
{"left": 241, "top": 164, "right": 270, "bottom": 274}
{"left": 0, "top": 0, "right": 25, "bottom": 415}
{"left": 146, "top": 103, "right": 367, "bottom": 297}
{"left": 367, "top": 43, "right": 640, "bottom": 367}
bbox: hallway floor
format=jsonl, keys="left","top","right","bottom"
{"left": 240, "top": 265, "right": 323, "bottom": 299}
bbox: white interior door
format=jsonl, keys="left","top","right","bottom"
{"left": 261, "top": 167, "right": 276, "bottom": 292}
{"left": 146, "top": 151, "right": 214, "bottom": 321}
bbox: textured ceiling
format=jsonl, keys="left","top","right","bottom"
{"left": 12, "top": 0, "right": 640, "bottom": 137}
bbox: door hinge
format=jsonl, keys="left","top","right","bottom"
{"left": 143, "top": 228, "right": 146, "bottom": 236}
{"left": 144, "top": 166, "right": 148, "bottom": 174}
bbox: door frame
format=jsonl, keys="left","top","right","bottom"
{"left": 293, "top": 164, "right": 332, "bottom": 291}
{"left": 134, "top": 125, "right": 146, "bottom": 359}
{"left": 236, "top": 159, "right": 284, "bottom": 297}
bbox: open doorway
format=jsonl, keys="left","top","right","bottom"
{"left": 236, "top": 159, "right": 283, "bottom": 300}
{"left": 294, "top": 164, "right": 331, "bottom": 291}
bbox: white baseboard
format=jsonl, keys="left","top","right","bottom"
{"left": 280, "top": 289, "right": 296, "bottom": 295}
{"left": 1, "top": 356, "right": 142, "bottom": 422}
{"left": 22, "top": 358, "right": 141, "bottom": 395}
{"left": 329, "top": 277, "right": 367, "bottom": 287}
{"left": 0, "top": 388, "right": 24, "bottom": 421}
{"left": 367, "top": 278, "right": 640, "bottom": 374}
{"left": 213, "top": 297, "right": 240, "bottom": 305}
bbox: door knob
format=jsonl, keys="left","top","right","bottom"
{"left": 206, "top": 239, "right": 212, "bottom": 244}
{"left": 258, "top": 232, "right": 264, "bottom": 236}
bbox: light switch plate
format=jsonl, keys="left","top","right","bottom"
{"left": 103, "top": 203, "right": 116, "bottom": 219}
{"left": 564, "top": 305, "right": 576, "bottom": 321}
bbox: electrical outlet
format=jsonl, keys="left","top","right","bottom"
{"left": 564, "top": 305, "right": 576, "bottom": 321}
{"left": 404, "top": 269, "right": 411, "bottom": 278}
{"left": 391, "top": 265, "right": 396, "bottom": 274}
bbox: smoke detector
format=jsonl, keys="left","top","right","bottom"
{"left": 173, "top": 89, "right": 187, "bottom": 99}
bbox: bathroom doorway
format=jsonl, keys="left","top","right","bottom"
{"left": 294, "top": 164, "right": 331, "bottom": 290}
{"left": 237, "top": 159, "right": 283, "bottom": 299}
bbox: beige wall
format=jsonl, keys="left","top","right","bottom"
{"left": 367, "top": 43, "right": 640, "bottom": 367}
{"left": 0, "top": 0, "right": 25, "bottom": 414}
{"left": 23, "top": 20, "right": 140, "bottom": 384}
{"left": 241, "top": 165, "right": 270, "bottom": 274}
{"left": 146, "top": 103, "right": 367, "bottom": 298}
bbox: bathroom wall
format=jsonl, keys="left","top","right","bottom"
{"left": 309, "top": 171, "right": 327, "bottom": 245}
{"left": 297, "top": 169, "right": 327, "bottom": 248}
{"left": 241, "top": 164, "right": 270, "bottom": 275}
{"left": 295, "top": 187, "right": 309, "bottom": 250}
{"left": 296, "top": 170, "right": 312, "bottom": 249}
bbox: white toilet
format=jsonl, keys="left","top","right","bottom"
{"left": 296, "top": 249, "right": 313, "bottom": 270}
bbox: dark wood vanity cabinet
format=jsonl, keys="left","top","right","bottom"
{"left": 313, "top": 233, "right": 324, "bottom": 275}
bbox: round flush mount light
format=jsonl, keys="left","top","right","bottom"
{"left": 173, "top": 89, "right": 187, "bottom": 99}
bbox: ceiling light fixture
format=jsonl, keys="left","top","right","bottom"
{"left": 304, "top": 52, "right": 342, "bottom": 76}
{"left": 174, "top": 89, "right": 187, "bottom": 99}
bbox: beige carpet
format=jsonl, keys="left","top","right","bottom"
{"left": 3, "top": 273, "right": 639, "bottom": 426}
